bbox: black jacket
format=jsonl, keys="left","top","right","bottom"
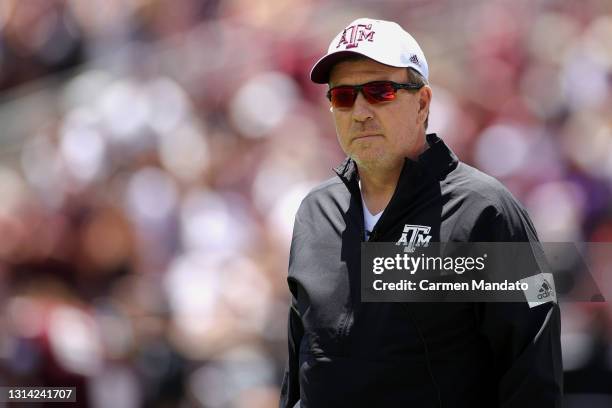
{"left": 280, "top": 134, "right": 562, "bottom": 408}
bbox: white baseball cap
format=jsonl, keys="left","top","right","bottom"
{"left": 310, "top": 17, "right": 429, "bottom": 84}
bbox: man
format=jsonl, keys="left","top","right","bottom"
{"left": 280, "top": 18, "right": 562, "bottom": 408}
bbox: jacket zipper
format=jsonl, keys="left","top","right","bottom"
{"left": 338, "top": 192, "right": 370, "bottom": 339}
{"left": 338, "top": 168, "right": 387, "bottom": 339}
{"left": 339, "top": 197, "right": 384, "bottom": 339}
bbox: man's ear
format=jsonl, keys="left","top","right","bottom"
{"left": 418, "top": 85, "right": 432, "bottom": 124}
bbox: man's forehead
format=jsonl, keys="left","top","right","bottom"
{"left": 329, "top": 59, "right": 407, "bottom": 86}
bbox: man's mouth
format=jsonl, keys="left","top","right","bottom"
{"left": 353, "top": 133, "right": 383, "bottom": 140}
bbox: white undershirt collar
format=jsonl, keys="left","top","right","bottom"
{"left": 358, "top": 180, "right": 383, "bottom": 240}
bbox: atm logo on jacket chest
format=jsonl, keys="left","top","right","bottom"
{"left": 396, "top": 224, "right": 432, "bottom": 253}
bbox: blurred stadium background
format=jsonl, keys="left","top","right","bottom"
{"left": 0, "top": 0, "right": 611, "bottom": 406}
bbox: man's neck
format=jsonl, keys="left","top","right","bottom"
{"left": 356, "top": 134, "right": 429, "bottom": 214}
{"left": 357, "top": 162, "right": 403, "bottom": 215}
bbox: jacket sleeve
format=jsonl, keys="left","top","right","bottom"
{"left": 477, "top": 298, "right": 562, "bottom": 407}
{"left": 471, "top": 202, "right": 563, "bottom": 407}
{"left": 279, "top": 298, "right": 302, "bottom": 408}
{"left": 280, "top": 210, "right": 307, "bottom": 408}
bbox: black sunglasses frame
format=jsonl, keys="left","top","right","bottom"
{"left": 326, "top": 81, "right": 424, "bottom": 105}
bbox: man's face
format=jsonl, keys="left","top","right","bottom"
{"left": 328, "top": 58, "right": 431, "bottom": 170}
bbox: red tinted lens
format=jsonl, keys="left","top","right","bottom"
{"left": 362, "top": 82, "right": 396, "bottom": 103}
{"left": 329, "top": 87, "right": 358, "bottom": 108}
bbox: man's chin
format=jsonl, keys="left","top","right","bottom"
{"left": 351, "top": 153, "right": 391, "bottom": 169}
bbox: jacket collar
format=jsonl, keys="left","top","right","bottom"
{"left": 333, "top": 133, "right": 459, "bottom": 186}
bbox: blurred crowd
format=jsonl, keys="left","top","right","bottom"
{"left": 0, "top": 0, "right": 611, "bottom": 407}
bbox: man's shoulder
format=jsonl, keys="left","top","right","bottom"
{"left": 294, "top": 175, "right": 347, "bottom": 216}
{"left": 302, "top": 176, "right": 346, "bottom": 202}
{"left": 449, "top": 162, "right": 524, "bottom": 211}
{"left": 291, "top": 175, "right": 351, "bottom": 230}
{"left": 449, "top": 162, "right": 539, "bottom": 241}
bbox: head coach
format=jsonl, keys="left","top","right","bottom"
{"left": 280, "top": 18, "right": 562, "bottom": 408}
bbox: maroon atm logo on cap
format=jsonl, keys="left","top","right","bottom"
{"left": 336, "top": 24, "right": 375, "bottom": 49}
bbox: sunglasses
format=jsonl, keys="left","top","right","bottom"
{"left": 326, "top": 80, "right": 423, "bottom": 108}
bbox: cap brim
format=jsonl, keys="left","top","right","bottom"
{"left": 309, "top": 50, "right": 368, "bottom": 84}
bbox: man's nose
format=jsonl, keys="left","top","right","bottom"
{"left": 352, "top": 91, "right": 374, "bottom": 122}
